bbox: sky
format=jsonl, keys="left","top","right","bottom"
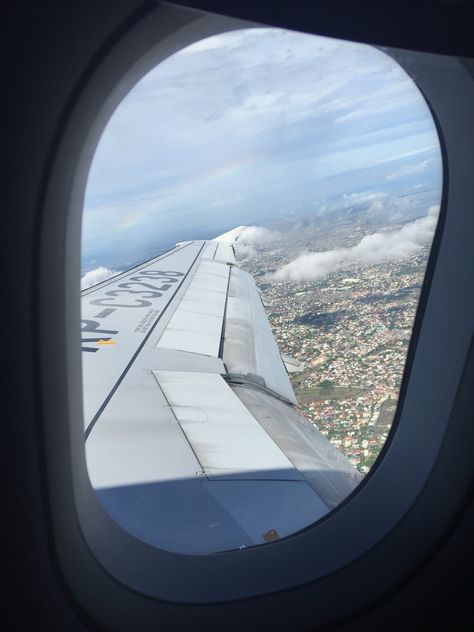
{"left": 81, "top": 27, "right": 442, "bottom": 279}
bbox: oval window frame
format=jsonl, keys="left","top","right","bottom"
{"left": 37, "top": 2, "right": 474, "bottom": 621}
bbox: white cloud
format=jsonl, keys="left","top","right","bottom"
{"left": 240, "top": 226, "right": 280, "bottom": 244}
{"left": 385, "top": 160, "right": 430, "bottom": 181}
{"left": 336, "top": 190, "right": 405, "bottom": 217}
{"left": 81, "top": 267, "right": 121, "bottom": 290}
{"left": 333, "top": 79, "right": 415, "bottom": 125}
{"left": 82, "top": 27, "right": 441, "bottom": 270}
{"left": 84, "top": 28, "right": 429, "bottom": 206}
{"left": 269, "top": 211, "right": 437, "bottom": 282}
{"left": 341, "top": 191, "right": 388, "bottom": 207}
{"left": 236, "top": 225, "right": 281, "bottom": 258}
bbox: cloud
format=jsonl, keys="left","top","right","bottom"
{"left": 236, "top": 225, "right": 281, "bottom": 258}
{"left": 385, "top": 160, "right": 430, "bottom": 181}
{"left": 333, "top": 78, "right": 415, "bottom": 125}
{"left": 240, "top": 226, "right": 280, "bottom": 244}
{"left": 82, "top": 28, "right": 442, "bottom": 272}
{"left": 84, "top": 29, "right": 436, "bottom": 208}
{"left": 330, "top": 189, "right": 414, "bottom": 220}
{"left": 269, "top": 210, "right": 438, "bottom": 282}
{"left": 340, "top": 190, "right": 388, "bottom": 212}
{"left": 81, "top": 266, "right": 121, "bottom": 290}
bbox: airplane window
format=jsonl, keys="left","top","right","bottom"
{"left": 81, "top": 27, "right": 442, "bottom": 555}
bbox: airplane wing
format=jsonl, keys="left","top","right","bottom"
{"left": 82, "top": 228, "right": 362, "bottom": 554}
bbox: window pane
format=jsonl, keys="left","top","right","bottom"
{"left": 81, "top": 28, "right": 442, "bottom": 553}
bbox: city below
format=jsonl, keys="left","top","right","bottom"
{"left": 238, "top": 216, "right": 429, "bottom": 473}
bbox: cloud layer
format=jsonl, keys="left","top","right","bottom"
{"left": 81, "top": 28, "right": 442, "bottom": 272}
{"left": 81, "top": 266, "right": 121, "bottom": 290}
{"left": 269, "top": 206, "right": 439, "bottom": 282}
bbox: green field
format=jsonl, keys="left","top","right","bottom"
{"left": 290, "top": 368, "right": 366, "bottom": 402}
{"left": 290, "top": 368, "right": 316, "bottom": 387}
{"left": 294, "top": 386, "right": 366, "bottom": 403}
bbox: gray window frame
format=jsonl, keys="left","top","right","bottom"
{"left": 37, "top": 2, "right": 473, "bottom": 626}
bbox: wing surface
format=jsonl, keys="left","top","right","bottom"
{"left": 82, "top": 229, "right": 362, "bottom": 554}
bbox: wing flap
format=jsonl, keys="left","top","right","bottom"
{"left": 154, "top": 370, "right": 302, "bottom": 480}
{"left": 223, "top": 267, "right": 297, "bottom": 404}
{"left": 214, "top": 242, "right": 235, "bottom": 264}
{"left": 232, "top": 385, "right": 363, "bottom": 509}
{"left": 85, "top": 370, "right": 203, "bottom": 489}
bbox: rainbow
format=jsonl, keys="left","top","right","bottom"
{"left": 116, "top": 156, "right": 256, "bottom": 231}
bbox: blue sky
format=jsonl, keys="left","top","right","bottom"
{"left": 82, "top": 27, "right": 442, "bottom": 274}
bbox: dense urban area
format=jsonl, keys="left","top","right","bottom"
{"left": 238, "top": 216, "right": 430, "bottom": 473}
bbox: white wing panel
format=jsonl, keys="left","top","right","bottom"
{"left": 214, "top": 242, "right": 235, "bottom": 264}
{"left": 156, "top": 260, "right": 229, "bottom": 357}
{"left": 212, "top": 225, "right": 246, "bottom": 244}
{"left": 201, "top": 241, "right": 218, "bottom": 259}
{"left": 223, "top": 267, "right": 297, "bottom": 403}
{"left": 81, "top": 241, "right": 204, "bottom": 430}
{"left": 154, "top": 371, "right": 302, "bottom": 480}
{"left": 85, "top": 370, "right": 202, "bottom": 489}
